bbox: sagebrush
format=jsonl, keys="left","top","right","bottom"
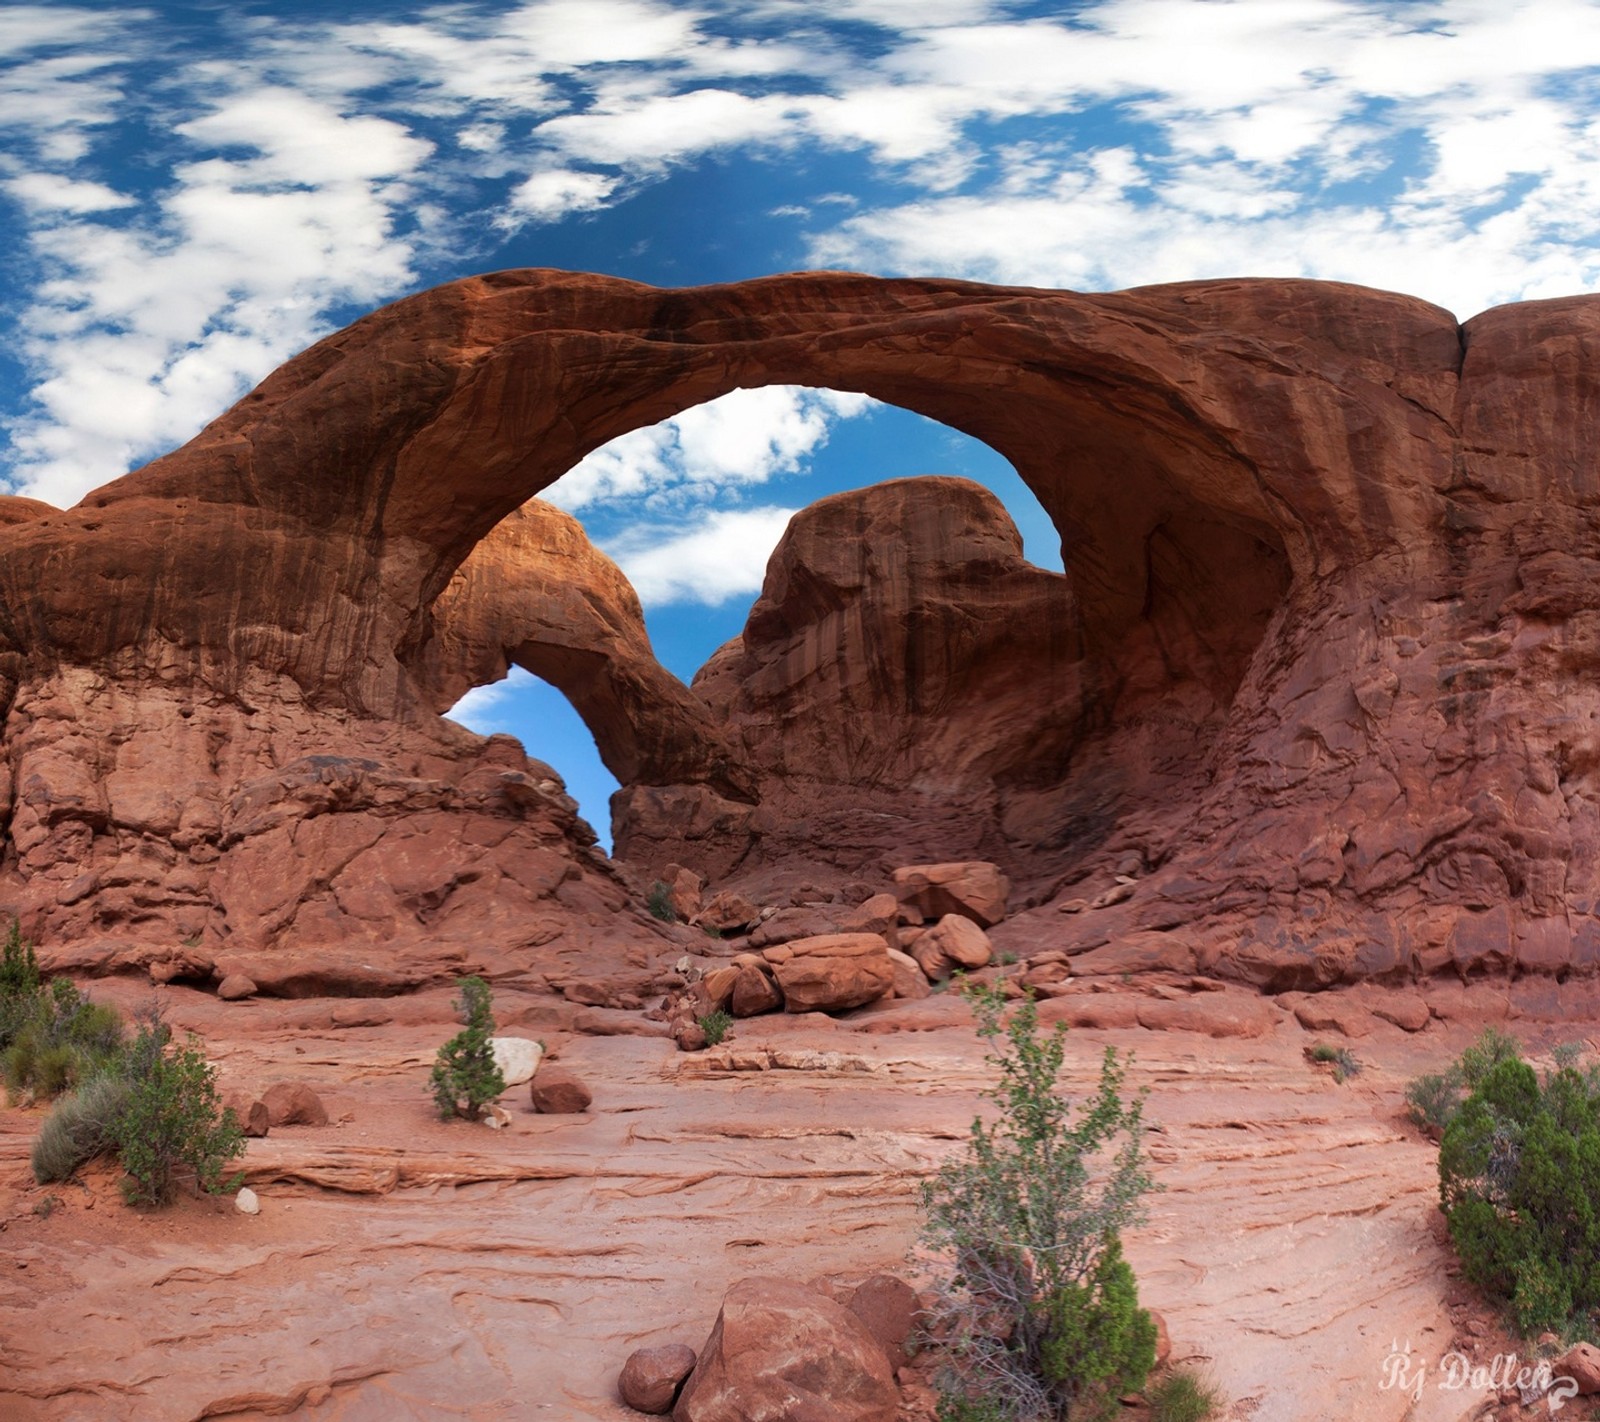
{"left": 920, "top": 983, "right": 1158, "bottom": 1421}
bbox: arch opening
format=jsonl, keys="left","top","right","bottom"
{"left": 413, "top": 366, "right": 1293, "bottom": 897}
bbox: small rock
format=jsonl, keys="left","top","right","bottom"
{"left": 618, "top": 1342, "right": 697, "bottom": 1414}
{"left": 234, "top": 1187, "right": 260, "bottom": 1215}
{"left": 491, "top": 1036, "right": 545, "bottom": 1087}
{"left": 217, "top": 974, "right": 257, "bottom": 1001}
{"left": 260, "top": 1082, "right": 328, "bottom": 1128}
{"left": 529, "top": 1067, "right": 593, "bottom": 1114}
{"left": 675, "top": 1021, "right": 709, "bottom": 1052}
{"left": 1556, "top": 1341, "right": 1600, "bottom": 1394}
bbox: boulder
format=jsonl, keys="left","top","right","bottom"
{"left": 697, "top": 967, "right": 740, "bottom": 1014}
{"left": 234, "top": 1187, "right": 260, "bottom": 1216}
{"left": 620, "top": 1343, "right": 698, "bottom": 1414}
{"left": 491, "top": 1037, "right": 545, "bottom": 1087}
{"left": 729, "top": 964, "right": 783, "bottom": 1017}
{"left": 749, "top": 907, "right": 840, "bottom": 950}
{"left": 885, "top": 948, "right": 931, "bottom": 1000}
{"left": 260, "top": 1083, "right": 328, "bottom": 1128}
{"left": 1372, "top": 995, "right": 1431, "bottom": 1032}
{"left": 662, "top": 865, "right": 705, "bottom": 922}
{"left": 908, "top": 934, "right": 952, "bottom": 982}
{"left": 919, "top": 914, "right": 993, "bottom": 970}
{"left": 771, "top": 934, "right": 894, "bottom": 1013}
{"left": 1557, "top": 1341, "right": 1600, "bottom": 1395}
{"left": 216, "top": 974, "right": 257, "bottom": 1001}
{"left": 674, "top": 1276, "right": 897, "bottom": 1422}
{"left": 529, "top": 1067, "right": 592, "bottom": 1114}
{"left": 846, "top": 1274, "right": 919, "bottom": 1373}
{"left": 891, "top": 863, "right": 1010, "bottom": 928}
{"left": 694, "top": 891, "right": 760, "bottom": 934}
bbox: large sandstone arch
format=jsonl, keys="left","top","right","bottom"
{"left": 0, "top": 268, "right": 1593, "bottom": 989}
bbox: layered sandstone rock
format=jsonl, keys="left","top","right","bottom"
{"left": 0, "top": 268, "right": 1597, "bottom": 984}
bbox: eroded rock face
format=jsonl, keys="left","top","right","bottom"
{"left": 416, "top": 500, "right": 752, "bottom": 800}
{"left": 0, "top": 268, "right": 1597, "bottom": 984}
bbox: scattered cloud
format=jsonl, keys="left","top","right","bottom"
{"left": 8, "top": 0, "right": 1600, "bottom": 507}
{"left": 604, "top": 505, "right": 799, "bottom": 606}
{"left": 545, "top": 386, "right": 875, "bottom": 512}
{"left": 446, "top": 664, "right": 538, "bottom": 733}
{"left": 504, "top": 167, "right": 618, "bottom": 223}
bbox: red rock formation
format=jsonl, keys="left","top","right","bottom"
{"left": 416, "top": 499, "right": 752, "bottom": 799}
{"left": 0, "top": 267, "right": 1597, "bottom": 986}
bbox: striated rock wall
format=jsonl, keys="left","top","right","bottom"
{"left": 0, "top": 269, "right": 1598, "bottom": 985}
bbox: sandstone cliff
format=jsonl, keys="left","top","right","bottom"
{"left": 0, "top": 270, "right": 1594, "bottom": 986}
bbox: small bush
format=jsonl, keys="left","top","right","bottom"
{"left": 1147, "top": 1367, "right": 1224, "bottom": 1422}
{"left": 1406, "top": 1028, "right": 1525, "bottom": 1138}
{"left": 429, "top": 976, "right": 506, "bottom": 1121}
{"left": 1407, "top": 1068, "right": 1463, "bottom": 1135}
{"left": 31, "top": 1073, "right": 131, "bottom": 1183}
{"left": 1438, "top": 1041, "right": 1600, "bottom": 1336}
{"left": 646, "top": 882, "right": 677, "bottom": 923}
{"left": 0, "top": 918, "right": 42, "bottom": 1050}
{"left": 698, "top": 1009, "right": 733, "bottom": 1046}
{"left": 112, "top": 1016, "right": 243, "bottom": 1206}
{"left": 921, "top": 983, "right": 1158, "bottom": 1421}
{"left": 2, "top": 979, "right": 124, "bottom": 1101}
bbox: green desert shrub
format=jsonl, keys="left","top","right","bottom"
{"left": 697, "top": 1009, "right": 733, "bottom": 1046}
{"left": 921, "top": 983, "right": 1158, "bottom": 1421}
{"left": 646, "top": 881, "right": 677, "bottom": 923}
{"left": 1406, "top": 1027, "right": 1525, "bottom": 1138}
{"left": 429, "top": 975, "right": 506, "bottom": 1121}
{"left": 112, "top": 1012, "right": 244, "bottom": 1206}
{"left": 0, "top": 918, "right": 42, "bottom": 1050}
{"left": 1308, "top": 1042, "right": 1360, "bottom": 1081}
{"left": 1146, "top": 1367, "right": 1224, "bottom": 1422}
{"left": 31, "top": 1073, "right": 132, "bottom": 1183}
{"left": 2, "top": 979, "right": 124, "bottom": 1100}
{"left": 1438, "top": 1042, "right": 1600, "bottom": 1336}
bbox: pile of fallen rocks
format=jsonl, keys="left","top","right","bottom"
{"left": 631, "top": 862, "right": 1051, "bottom": 1048}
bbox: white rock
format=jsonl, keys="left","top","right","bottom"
{"left": 235, "top": 1187, "right": 260, "bottom": 1215}
{"left": 490, "top": 1036, "right": 544, "bottom": 1087}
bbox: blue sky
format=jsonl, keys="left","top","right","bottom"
{"left": 5, "top": 0, "right": 1600, "bottom": 847}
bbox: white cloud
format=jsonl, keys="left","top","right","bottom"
{"left": 546, "top": 386, "right": 875, "bottom": 513}
{"left": 5, "top": 172, "right": 134, "bottom": 213}
{"left": 604, "top": 506, "right": 798, "bottom": 607}
{"left": 446, "top": 664, "right": 538, "bottom": 733}
{"left": 505, "top": 167, "right": 617, "bottom": 222}
{"left": 11, "top": 0, "right": 1600, "bottom": 506}
{"left": 5, "top": 80, "right": 432, "bottom": 504}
